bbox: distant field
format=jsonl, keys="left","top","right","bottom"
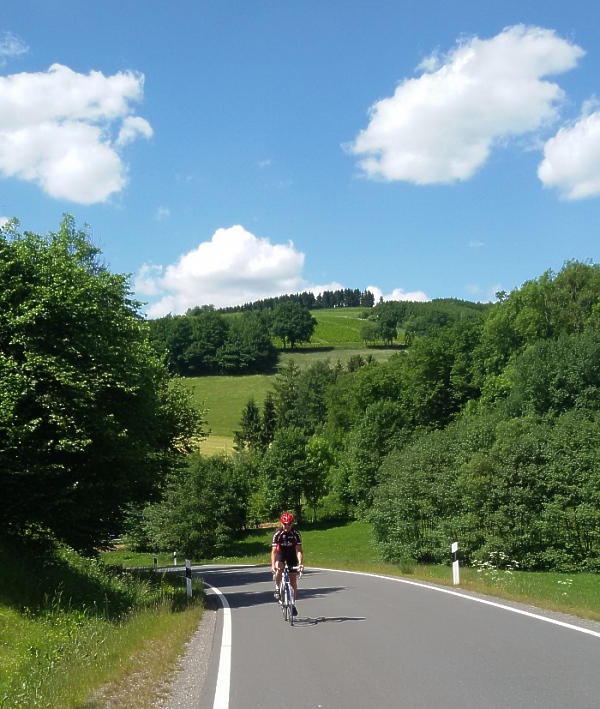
{"left": 311, "top": 307, "right": 367, "bottom": 345}
{"left": 183, "top": 308, "right": 401, "bottom": 453}
{"left": 182, "top": 374, "right": 274, "bottom": 452}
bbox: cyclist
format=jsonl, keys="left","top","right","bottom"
{"left": 271, "top": 512, "right": 304, "bottom": 616}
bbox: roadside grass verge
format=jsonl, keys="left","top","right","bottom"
{"left": 0, "top": 539, "right": 204, "bottom": 709}
{"left": 104, "top": 520, "right": 600, "bottom": 624}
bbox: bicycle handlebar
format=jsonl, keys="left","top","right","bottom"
{"left": 272, "top": 566, "right": 304, "bottom": 578}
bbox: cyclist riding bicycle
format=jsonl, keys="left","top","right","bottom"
{"left": 271, "top": 512, "right": 304, "bottom": 616}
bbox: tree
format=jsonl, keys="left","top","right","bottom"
{"left": 377, "top": 313, "right": 398, "bottom": 346}
{"left": 304, "top": 434, "right": 333, "bottom": 520}
{"left": 185, "top": 311, "right": 229, "bottom": 374}
{"left": 261, "top": 391, "right": 277, "bottom": 449}
{"left": 0, "top": 216, "right": 205, "bottom": 552}
{"left": 360, "top": 320, "right": 379, "bottom": 346}
{"left": 233, "top": 397, "right": 263, "bottom": 452}
{"left": 139, "top": 453, "right": 249, "bottom": 558}
{"left": 260, "top": 426, "right": 308, "bottom": 520}
{"left": 217, "top": 310, "right": 277, "bottom": 374}
{"left": 272, "top": 360, "right": 303, "bottom": 428}
{"left": 270, "top": 301, "right": 317, "bottom": 349}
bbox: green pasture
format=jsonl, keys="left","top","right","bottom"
{"left": 311, "top": 307, "right": 367, "bottom": 345}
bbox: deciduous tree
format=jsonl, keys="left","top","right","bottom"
{"left": 0, "top": 216, "right": 205, "bottom": 551}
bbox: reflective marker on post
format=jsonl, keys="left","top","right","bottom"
{"left": 452, "top": 542, "right": 460, "bottom": 585}
{"left": 185, "top": 559, "right": 192, "bottom": 599}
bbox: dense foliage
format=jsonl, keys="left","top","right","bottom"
{"left": 369, "top": 261, "right": 600, "bottom": 571}
{"left": 199, "top": 260, "right": 600, "bottom": 572}
{"left": 131, "top": 453, "right": 250, "bottom": 558}
{"left": 0, "top": 216, "right": 205, "bottom": 552}
{"left": 148, "top": 309, "right": 278, "bottom": 376}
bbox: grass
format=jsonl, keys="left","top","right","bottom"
{"left": 0, "top": 539, "right": 204, "bottom": 709}
{"left": 181, "top": 373, "right": 274, "bottom": 446}
{"left": 104, "top": 520, "right": 600, "bottom": 624}
{"left": 310, "top": 307, "right": 370, "bottom": 345}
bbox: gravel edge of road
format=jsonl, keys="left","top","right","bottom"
{"left": 156, "top": 597, "right": 218, "bottom": 709}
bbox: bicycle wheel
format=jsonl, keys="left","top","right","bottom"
{"left": 287, "top": 582, "right": 294, "bottom": 627}
{"left": 283, "top": 598, "right": 289, "bottom": 622}
{"left": 281, "top": 584, "right": 288, "bottom": 621}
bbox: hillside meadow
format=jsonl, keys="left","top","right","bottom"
{"left": 184, "top": 307, "right": 401, "bottom": 455}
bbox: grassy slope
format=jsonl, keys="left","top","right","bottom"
{"left": 0, "top": 540, "right": 204, "bottom": 709}
{"left": 184, "top": 308, "right": 400, "bottom": 454}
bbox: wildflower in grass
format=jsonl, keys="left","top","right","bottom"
{"left": 557, "top": 578, "right": 573, "bottom": 596}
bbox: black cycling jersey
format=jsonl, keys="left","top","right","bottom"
{"left": 272, "top": 527, "right": 302, "bottom": 551}
{"left": 272, "top": 527, "right": 302, "bottom": 570}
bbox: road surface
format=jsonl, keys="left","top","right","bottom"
{"left": 189, "top": 565, "right": 600, "bottom": 709}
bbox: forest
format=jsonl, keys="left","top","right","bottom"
{"left": 2, "top": 215, "right": 600, "bottom": 573}
{"left": 135, "top": 260, "right": 600, "bottom": 573}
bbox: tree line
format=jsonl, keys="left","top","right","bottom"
{"left": 213, "top": 287, "right": 375, "bottom": 314}
{"left": 150, "top": 292, "right": 490, "bottom": 376}
{"left": 135, "top": 260, "right": 600, "bottom": 572}
{"left": 148, "top": 300, "right": 318, "bottom": 376}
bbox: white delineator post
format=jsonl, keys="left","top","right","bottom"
{"left": 173, "top": 551, "right": 177, "bottom": 566}
{"left": 452, "top": 542, "right": 460, "bottom": 585}
{"left": 185, "top": 559, "right": 192, "bottom": 599}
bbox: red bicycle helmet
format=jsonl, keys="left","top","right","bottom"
{"left": 280, "top": 513, "right": 295, "bottom": 525}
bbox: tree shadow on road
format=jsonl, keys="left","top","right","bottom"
{"left": 208, "top": 584, "right": 349, "bottom": 609}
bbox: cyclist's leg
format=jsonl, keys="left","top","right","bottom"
{"left": 273, "top": 557, "right": 284, "bottom": 599}
{"left": 286, "top": 551, "right": 299, "bottom": 602}
{"left": 289, "top": 571, "right": 297, "bottom": 601}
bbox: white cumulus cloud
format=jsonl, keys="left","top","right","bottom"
{"left": 0, "top": 63, "right": 152, "bottom": 203}
{"left": 137, "top": 225, "right": 310, "bottom": 317}
{"left": 366, "top": 286, "right": 428, "bottom": 303}
{"left": 538, "top": 107, "right": 600, "bottom": 199}
{"left": 349, "top": 25, "right": 584, "bottom": 184}
{"left": 137, "top": 225, "right": 423, "bottom": 317}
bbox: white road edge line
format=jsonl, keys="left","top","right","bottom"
{"left": 315, "top": 567, "right": 600, "bottom": 639}
{"left": 204, "top": 582, "right": 232, "bottom": 709}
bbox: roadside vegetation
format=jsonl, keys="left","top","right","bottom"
{"left": 0, "top": 537, "right": 203, "bottom": 709}
{"left": 105, "top": 520, "right": 600, "bottom": 624}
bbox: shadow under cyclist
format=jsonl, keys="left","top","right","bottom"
{"left": 271, "top": 512, "right": 304, "bottom": 616}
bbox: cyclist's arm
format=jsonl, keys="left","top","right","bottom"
{"left": 296, "top": 543, "right": 304, "bottom": 569}
{"left": 271, "top": 538, "right": 279, "bottom": 573}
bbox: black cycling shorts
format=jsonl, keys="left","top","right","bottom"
{"left": 275, "top": 550, "right": 298, "bottom": 571}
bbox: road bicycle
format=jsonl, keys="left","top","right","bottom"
{"left": 276, "top": 566, "right": 302, "bottom": 626}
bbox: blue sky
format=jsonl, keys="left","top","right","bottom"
{"left": 1, "top": 1, "right": 600, "bottom": 316}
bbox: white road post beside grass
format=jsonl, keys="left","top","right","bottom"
{"left": 452, "top": 542, "right": 460, "bottom": 585}
{"left": 185, "top": 559, "right": 192, "bottom": 598}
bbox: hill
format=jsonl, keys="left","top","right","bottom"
{"left": 184, "top": 307, "right": 401, "bottom": 454}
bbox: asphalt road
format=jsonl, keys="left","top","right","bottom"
{"left": 194, "top": 565, "right": 600, "bottom": 709}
